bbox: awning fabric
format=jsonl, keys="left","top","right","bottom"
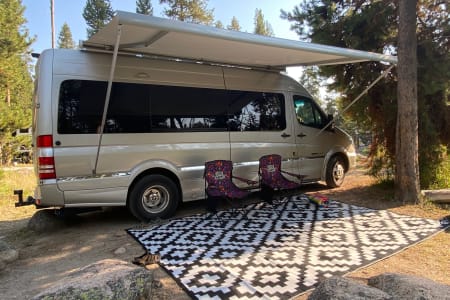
{"left": 82, "top": 11, "right": 397, "bottom": 69}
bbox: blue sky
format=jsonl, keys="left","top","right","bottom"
{"left": 22, "top": 0, "right": 302, "bottom": 54}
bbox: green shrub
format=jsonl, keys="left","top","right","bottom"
{"left": 420, "top": 144, "right": 448, "bottom": 189}
{"left": 367, "top": 143, "right": 394, "bottom": 183}
{"left": 428, "top": 155, "right": 450, "bottom": 189}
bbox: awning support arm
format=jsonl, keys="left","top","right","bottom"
{"left": 93, "top": 24, "right": 122, "bottom": 175}
{"left": 119, "top": 30, "right": 169, "bottom": 49}
{"left": 316, "top": 64, "right": 395, "bottom": 136}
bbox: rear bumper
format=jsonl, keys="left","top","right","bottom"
{"left": 35, "top": 180, "right": 65, "bottom": 206}
{"left": 14, "top": 180, "right": 65, "bottom": 208}
{"left": 14, "top": 182, "right": 64, "bottom": 208}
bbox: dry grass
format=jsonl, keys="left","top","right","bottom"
{"left": 0, "top": 166, "right": 37, "bottom": 223}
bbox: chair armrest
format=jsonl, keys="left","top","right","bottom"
{"left": 281, "top": 170, "right": 306, "bottom": 181}
{"left": 233, "top": 176, "right": 258, "bottom": 186}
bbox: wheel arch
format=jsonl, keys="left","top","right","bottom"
{"left": 321, "top": 149, "right": 350, "bottom": 181}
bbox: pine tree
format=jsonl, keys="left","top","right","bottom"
{"left": 282, "top": 0, "right": 450, "bottom": 189}
{"left": 0, "top": 0, "right": 34, "bottom": 164}
{"left": 136, "top": 0, "right": 153, "bottom": 15}
{"left": 396, "top": 0, "right": 419, "bottom": 203}
{"left": 253, "top": 9, "right": 273, "bottom": 36}
{"left": 227, "top": 16, "right": 241, "bottom": 31}
{"left": 214, "top": 20, "right": 223, "bottom": 29}
{"left": 82, "top": 0, "right": 114, "bottom": 38}
{"left": 57, "top": 22, "right": 75, "bottom": 49}
{"left": 159, "top": 0, "right": 214, "bottom": 25}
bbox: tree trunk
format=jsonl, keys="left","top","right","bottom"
{"left": 395, "top": 0, "right": 420, "bottom": 204}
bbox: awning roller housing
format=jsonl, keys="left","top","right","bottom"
{"left": 82, "top": 11, "right": 397, "bottom": 69}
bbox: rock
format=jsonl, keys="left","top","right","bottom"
{"left": 0, "top": 239, "right": 19, "bottom": 263}
{"left": 368, "top": 273, "right": 450, "bottom": 300}
{"left": 27, "top": 209, "right": 66, "bottom": 233}
{"left": 152, "top": 279, "right": 163, "bottom": 289}
{"left": 0, "top": 240, "right": 19, "bottom": 270}
{"left": 308, "top": 276, "right": 391, "bottom": 300}
{"left": 32, "top": 259, "right": 153, "bottom": 300}
{"left": 114, "top": 247, "right": 127, "bottom": 255}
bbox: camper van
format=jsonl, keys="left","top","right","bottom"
{"left": 27, "top": 48, "right": 356, "bottom": 221}
{"left": 15, "top": 12, "right": 398, "bottom": 221}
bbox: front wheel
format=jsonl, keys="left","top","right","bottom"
{"left": 325, "top": 156, "right": 346, "bottom": 188}
{"left": 128, "top": 174, "right": 179, "bottom": 221}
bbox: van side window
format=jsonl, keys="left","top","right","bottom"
{"left": 294, "top": 96, "right": 326, "bottom": 129}
{"left": 144, "top": 84, "right": 229, "bottom": 132}
{"left": 58, "top": 79, "right": 285, "bottom": 134}
{"left": 58, "top": 80, "right": 105, "bottom": 134}
{"left": 227, "top": 91, "right": 285, "bottom": 131}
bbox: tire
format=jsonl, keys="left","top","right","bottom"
{"left": 128, "top": 174, "right": 179, "bottom": 221}
{"left": 325, "top": 156, "right": 346, "bottom": 188}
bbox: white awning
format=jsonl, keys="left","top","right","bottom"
{"left": 82, "top": 11, "right": 397, "bottom": 69}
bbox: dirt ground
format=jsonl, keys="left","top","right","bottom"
{"left": 0, "top": 167, "right": 449, "bottom": 300}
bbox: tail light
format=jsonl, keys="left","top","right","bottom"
{"left": 37, "top": 135, "right": 56, "bottom": 180}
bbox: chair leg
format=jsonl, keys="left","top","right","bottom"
{"left": 205, "top": 195, "right": 219, "bottom": 214}
{"left": 259, "top": 185, "right": 283, "bottom": 216}
{"left": 205, "top": 196, "right": 224, "bottom": 224}
{"left": 225, "top": 198, "right": 248, "bottom": 219}
{"left": 260, "top": 185, "right": 274, "bottom": 204}
{"left": 205, "top": 196, "right": 247, "bottom": 225}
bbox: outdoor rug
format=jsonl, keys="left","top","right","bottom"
{"left": 128, "top": 194, "right": 444, "bottom": 299}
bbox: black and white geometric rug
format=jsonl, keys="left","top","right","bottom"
{"left": 128, "top": 194, "right": 443, "bottom": 300}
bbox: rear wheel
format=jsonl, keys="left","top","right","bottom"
{"left": 128, "top": 174, "right": 179, "bottom": 221}
{"left": 325, "top": 156, "right": 346, "bottom": 188}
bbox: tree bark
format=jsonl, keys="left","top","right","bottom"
{"left": 395, "top": 0, "right": 420, "bottom": 204}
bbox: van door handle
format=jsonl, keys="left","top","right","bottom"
{"left": 297, "top": 133, "right": 307, "bottom": 138}
{"left": 281, "top": 133, "right": 291, "bottom": 138}
{"left": 55, "top": 140, "right": 61, "bottom": 146}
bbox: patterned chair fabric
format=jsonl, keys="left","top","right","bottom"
{"left": 204, "top": 160, "right": 258, "bottom": 211}
{"left": 259, "top": 154, "right": 304, "bottom": 190}
{"left": 204, "top": 160, "right": 250, "bottom": 200}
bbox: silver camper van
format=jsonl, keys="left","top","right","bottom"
{"left": 28, "top": 48, "right": 356, "bottom": 220}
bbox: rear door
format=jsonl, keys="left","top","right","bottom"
{"left": 53, "top": 78, "right": 105, "bottom": 184}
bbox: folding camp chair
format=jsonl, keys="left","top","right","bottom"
{"left": 258, "top": 154, "right": 305, "bottom": 211}
{"left": 204, "top": 160, "right": 257, "bottom": 221}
